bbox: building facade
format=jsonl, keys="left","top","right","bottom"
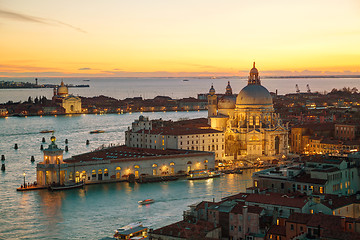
{"left": 208, "top": 63, "right": 289, "bottom": 161}
{"left": 36, "top": 136, "right": 215, "bottom": 186}
{"left": 52, "top": 81, "right": 82, "bottom": 114}
{"left": 125, "top": 116, "right": 225, "bottom": 160}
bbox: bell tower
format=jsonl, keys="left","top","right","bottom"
{"left": 207, "top": 84, "right": 218, "bottom": 117}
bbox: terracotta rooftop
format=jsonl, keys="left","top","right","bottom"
{"left": 245, "top": 193, "right": 308, "bottom": 208}
{"left": 266, "top": 225, "right": 286, "bottom": 236}
{"left": 151, "top": 220, "right": 219, "bottom": 239}
{"left": 294, "top": 173, "right": 327, "bottom": 185}
{"left": 65, "top": 145, "right": 213, "bottom": 163}
{"left": 230, "top": 203, "right": 264, "bottom": 215}
{"left": 320, "top": 194, "right": 360, "bottom": 210}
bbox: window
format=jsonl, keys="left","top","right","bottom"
{"left": 104, "top": 169, "right": 108, "bottom": 177}
{"left": 290, "top": 224, "right": 294, "bottom": 230}
{"left": 134, "top": 165, "right": 140, "bottom": 169}
{"left": 152, "top": 164, "right": 158, "bottom": 167}
{"left": 92, "top": 170, "right": 96, "bottom": 177}
{"left": 116, "top": 167, "right": 121, "bottom": 171}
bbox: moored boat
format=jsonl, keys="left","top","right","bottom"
{"left": 114, "top": 222, "right": 148, "bottom": 239}
{"left": 49, "top": 181, "right": 85, "bottom": 191}
{"left": 138, "top": 199, "right": 155, "bottom": 205}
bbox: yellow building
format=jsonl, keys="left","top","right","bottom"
{"left": 53, "top": 81, "right": 82, "bottom": 114}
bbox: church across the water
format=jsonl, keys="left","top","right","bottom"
{"left": 52, "top": 81, "right": 82, "bottom": 114}
{"left": 208, "top": 63, "right": 289, "bottom": 160}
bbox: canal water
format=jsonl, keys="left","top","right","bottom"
{"left": 0, "top": 111, "right": 255, "bottom": 239}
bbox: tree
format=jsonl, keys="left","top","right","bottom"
{"left": 27, "top": 96, "right": 33, "bottom": 103}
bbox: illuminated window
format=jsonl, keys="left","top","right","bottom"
{"left": 276, "top": 219, "right": 279, "bottom": 225}
{"left": 75, "top": 171, "right": 80, "bottom": 177}
{"left": 98, "top": 169, "right": 102, "bottom": 174}
{"left": 319, "top": 187, "right": 324, "bottom": 194}
{"left": 162, "top": 140, "right": 164, "bottom": 145}
{"left": 310, "top": 209, "right": 314, "bottom": 214}
{"left": 249, "top": 117, "right": 254, "bottom": 126}
{"left": 116, "top": 167, "right": 121, "bottom": 171}
{"left": 92, "top": 170, "right": 96, "bottom": 177}
{"left": 170, "top": 162, "right": 175, "bottom": 166}
{"left": 254, "top": 180, "right": 258, "bottom": 187}
{"left": 204, "top": 160, "right": 208, "bottom": 163}
{"left": 56, "top": 157, "right": 60, "bottom": 164}
{"left": 187, "top": 161, "right": 192, "bottom": 164}
{"left": 69, "top": 172, "right": 74, "bottom": 180}
{"left": 152, "top": 164, "right": 158, "bottom": 168}
{"left": 256, "top": 116, "right": 260, "bottom": 126}
{"left": 134, "top": 165, "right": 140, "bottom": 169}
{"left": 104, "top": 169, "right": 108, "bottom": 177}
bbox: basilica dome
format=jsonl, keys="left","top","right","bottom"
{"left": 218, "top": 95, "right": 236, "bottom": 109}
{"left": 236, "top": 83, "right": 272, "bottom": 106}
{"left": 57, "top": 81, "right": 68, "bottom": 96}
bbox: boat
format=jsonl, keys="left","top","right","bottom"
{"left": 183, "top": 79, "right": 189, "bottom": 81}
{"left": 188, "top": 169, "right": 220, "bottom": 180}
{"left": 114, "top": 222, "right": 148, "bottom": 239}
{"left": 83, "top": 79, "right": 90, "bottom": 81}
{"left": 49, "top": 181, "right": 85, "bottom": 191}
{"left": 138, "top": 199, "right": 155, "bottom": 205}
{"left": 90, "top": 130, "right": 105, "bottom": 134}
{"left": 40, "top": 130, "right": 55, "bottom": 133}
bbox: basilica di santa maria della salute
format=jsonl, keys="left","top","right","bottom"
{"left": 125, "top": 63, "right": 289, "bottom": 164}
{"left": 208, "top": 63, "right": 289, "bottom": 161}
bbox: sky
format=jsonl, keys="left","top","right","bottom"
{"left": 1, "top": 0, "right": 360, "bottom": 78}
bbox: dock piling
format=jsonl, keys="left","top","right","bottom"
{"left": 1, "top": 155, "right": 4, "bottom": 161}
{"left": 14, "top": 144, "right": 18, "bottom": 150}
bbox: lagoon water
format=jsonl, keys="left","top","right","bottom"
{"left": 1, "top": 76, "right": 360, "bottom": 103}
{"left": 0, "top": 111, "right": 255, "bottom": 239}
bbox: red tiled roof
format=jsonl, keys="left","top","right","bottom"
{"left": 267, "top": 225, "right": 286, "bottom": 236}
{"left": 135, "top": 127, "right": 223, "bottom": 136}
{"left": 294, "top": 173, "right": 327, "bottom": 185}
{"left": 195, "top": 201, "right": 219, "bottom": 211}
{"left": 245, "top": 193, "right": 308, "bottom": 208}
{"left": 65, "top": 145, "right": 213, "bottom": 163}
{"left": 152, "top": 220, "right": 219, "bottom": 239}
{"left": 321, "top": 194, "right": 360, "bottom": 210}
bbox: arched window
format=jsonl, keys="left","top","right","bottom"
{"left": 170, "top": 162, "right": 175, "bottom": 166}
{"left": 187, "top": 161, "right": 192, "bottom": 164}
{"left": 152, "top": 164, "right": 158, "bottom": 168}
{"left": 204, "top": 160, "right": 208, "bottom": 163}
{"left": 249, "top": 116, "right": 254, "bottom": 125}
{"left": 56, "top": 157, "right": 60, "bottom": 164}
{"left": 98, "top": 169, "right": 102, "bottom": 174}
{"left": 104, "top": 169, "right": 109, "bottom": 177}
{"left": 255, "top": 116, "right": 260, "bottom": 126}
{"left": 116, "top": 167, "right": 121, "bottom": 171}
{"left": 134, "top": 165, "right": 140, "bottom": 169}
{"left": 92, "top": 170, "right": 96, "bottom": 177}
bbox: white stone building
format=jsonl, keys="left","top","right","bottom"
{"left": 36, "top": 136, "right": 215, "bottom": 186}
{"left": 125, "top": 116, "right": 225, "bottom": 160}
{"left": 208, "top": 63, "right": 289, "bottom": 161}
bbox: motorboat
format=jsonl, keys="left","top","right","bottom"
{"left": 90, "top": 130, "right": 105, "bottom": 134}
{"left": 48, "top": 181, "right": 85, "bottom": 191}
{"left": 188, "top": 170, "right": 221, "bottom": 180}
{"left": 40, "top": 130, "right": 54, "bottom": 133}
{"left": 138, "top": 199, "right": 155, "bottom": 205}
{"left": 114, "top": 222, "right": 148, "bottom": 239}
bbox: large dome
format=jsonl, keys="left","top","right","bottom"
{"left": 236, "top": 84, "right": 272, "bottom": 106}
{"left": 218, "top": 95, "right": 236, "bottom": 109}
{"left": 57, "top": 81, "right": 68, "bottom": 96}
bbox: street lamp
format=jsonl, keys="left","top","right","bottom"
{"left": 23, "top": 172, "right": 26, "bottom": 187}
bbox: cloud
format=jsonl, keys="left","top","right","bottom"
{"left": 78, "top": 68, "right": 92, "bottom": 70}
{"left": 0, "top": 9, "right": 86, "bottom": 33}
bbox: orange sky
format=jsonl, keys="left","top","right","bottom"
{"left": 1, "top": 0, "right": 360, "bottom": 77}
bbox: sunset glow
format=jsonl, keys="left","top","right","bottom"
{"left": 1, "top": 0, "right": 360, "bottom": 77}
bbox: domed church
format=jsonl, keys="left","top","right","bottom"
{"left": 52, "top": 81, "right": 82, "bottom": 114}
{"left": 208, "top": 63, "right": 288, "bottom": 161}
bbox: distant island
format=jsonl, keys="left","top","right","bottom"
{"left": 0, "top": 80, "right": 89, "bottom": 89}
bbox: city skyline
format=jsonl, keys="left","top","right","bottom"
{"left": 1, "top": 0, "right": 360, "bottom": 77}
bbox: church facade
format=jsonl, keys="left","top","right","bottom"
{"left": 208, "top": 63, "right": 289, "bottom": 161}
{"left": 52, "top": 81, "right": 82, "bottom": 114}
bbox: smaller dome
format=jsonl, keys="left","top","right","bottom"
{"left": 57, "top": 81, "right": 68, "bottom": 95}
{"left": 209, "top": 84, "right": 215, "bottom": 95}
{"left": 218, "top": 95, "right": 236, "bottom": 109}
